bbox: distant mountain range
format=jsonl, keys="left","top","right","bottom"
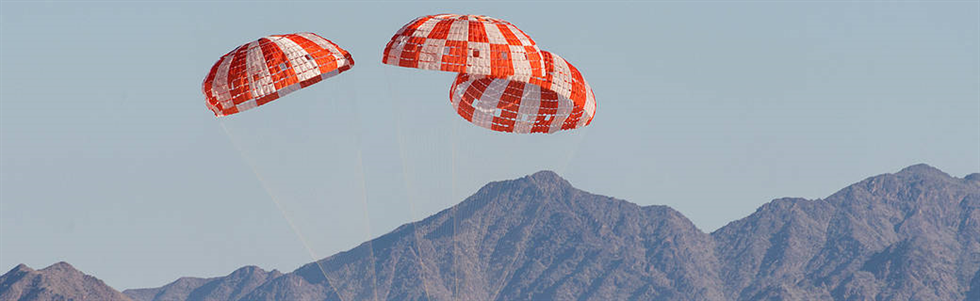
{"left": 0, "top": 262, "right": 131, "bottom": 301}
{"left": 2, "top": 164, "right": 978, "bottom": 301}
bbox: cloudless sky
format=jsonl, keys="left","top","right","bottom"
{"left": 1, "top": 0, "right": 977, "bottom": 291}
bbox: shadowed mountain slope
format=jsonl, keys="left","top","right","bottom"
{"left": 0, "top": 262, "right": 132, "bottom": 301}
{"left": 712, "top": 164, "right": 980, "bottom": 300}
{"left": 238, "top": 170, "right": 724, "bottom": 301}
{"left": 123, "top": 266, "right": 281, "bottom": 301}
{"left": 36, "top": 164, "right": 978, "bottom": 301}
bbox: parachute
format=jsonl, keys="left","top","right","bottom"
{"left": 450, "top": 51, "right": 596, "bottom": 133}
{"left": 203, "top": 32, "right": 354, "bottom": 117}
{"left": 381, "top": 14, "right": 545, "bottom": 79}
{"left": 383, "top": 14, "right": 596, "bottom": 133}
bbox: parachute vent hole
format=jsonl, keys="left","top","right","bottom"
{"left": 304, "top": 54, "right": 314, "bottom": 61}
{"left": 472, "top": 49, "right": 480, "bottom": 57}
{"left": 500, "top": 52, "right": 508, "bottom": 59}
{"left": 279, "top": 63, "right": 287, "bottom": 70}
{"left": 494, "top": 108, "right": 502, "bottom": 117}
{"left": 444, "top": 46, "right": 452, "bottom": 55}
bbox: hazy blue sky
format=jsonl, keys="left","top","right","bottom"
{"left": 1, "top": 0, "right": 977, "bottom": 291}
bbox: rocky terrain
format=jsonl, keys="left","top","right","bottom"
{"left": 4, "top": 164, "right": 978, "bottom": 300}
{"left": 0, "top": 262, "right": 132, "bottom": 301}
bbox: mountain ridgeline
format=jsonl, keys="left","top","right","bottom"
{"left": 0, "top": 262, "right": 132, "bottom": 301}
{"left": 3, "top": 164, "right": 978, "bottom": 300}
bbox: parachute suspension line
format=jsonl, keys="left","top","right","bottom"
{"left": 384, "top": 67, "right": 435, "bottom": 300}
{"left": 347, "top": 81, "right": 382, "bottom": 301}
{"left": 488, "top": 191, "right": 553, "bottom": 301}
{"left": 449, "top": 115, "right": 471, "bottom": 301}
{"left": 218, "top": 121, "right": 346, "bottom": 301}
{"left": 354, "top": 149, "right": 381, "bottom": 301}
{"left": 487, "top": 133, "right": 590, "bottom": 301}
{"left": 558, "top": 128, "right": 591, "bottom": 176}
{"left": 492, "top": 54, "right": 594, "bottom": 301}
{"left": 485, "top": 130, "right": 589, "bottom": 301}
{"left": 557, "top": 26, "right": 595, "bottom": 176}
{"left": 491, "top": 38, "right": 594, "bottom": 300}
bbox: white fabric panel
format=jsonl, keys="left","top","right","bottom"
{"left": 418, "top": 38, "right": 446, "bottom": 70}
{"left": 212, "top": 51, "right": 236, "bottom": 109}
{"left": 446, "top": 18, "right": 469, "bottom": 42}
{"left": 385, "top": 36, "right": 407, "bottom": 65}
{"left": 271, "top": 36, "right": 320, "bottom": 82}
{"left": 514, "top": 83, "right": 541, "bottom": 134}
{"left": 244, "top": 41, "right": 275, "bottom": 99}
{"left": 470, "top": 79, "right": 507, "bottom": 129}
{"left": 466, "top": 42, "right": 492, "bottom": 75}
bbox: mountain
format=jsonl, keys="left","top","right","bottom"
{"left": 0, "top": 262, "right": 131, "bottom": 301}
{"left": 238, "top": 170, "right": 726, "bottom": 301}
{"left": 713, "top": 164, "right": 980, "bottom": 300}
{"left": 123, "top": 266, "right": 281, "bottom": 301}
{"left": 19, "top": 164, "right": 979, "bottom": 301}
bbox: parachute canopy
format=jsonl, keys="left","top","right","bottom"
{"left": 203, "top": 32, "right": 354, "bottom": 117}
{"left": 450, "top": 51, "right": 596, "bottom": 133}
{"left": 382, "top": 14, "right": 545, "bottom": 79}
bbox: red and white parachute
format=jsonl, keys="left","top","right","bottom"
{"left": 382, "top": 14, "right": 596, "bottom": 133}
{"left": 382, "top": 14, "right": 545, "bottom": 79}
{"left": 450, "top": 51, "right": 596, "bottom": 133}
{"left": 203, "top": 32, "right": 354, "bottom": 117}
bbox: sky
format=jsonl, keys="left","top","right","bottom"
{"left": 1, "top": 0, "right": 978, "bottom": 291}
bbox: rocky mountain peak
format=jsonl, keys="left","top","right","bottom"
{"left": 965, "top": 173, "right": 980, "bottom": 182}
{"left": 896, "top": 163, "right": 947, "bottom": 176}
{"left": 7, "top": 164, "right": 978, "bottom": 301}
{"left": 525, "top": 170, "right": 565, "bottom": 183}
{"left": 122, "top": 265, "right": 283, "bottom": 301}
{"left": 509, "top": 169, "right": 573, "bottom": 195}
{"left": 7, "top": 264, "right": 33, "bottom": 274}
{"left": 39, "top": 261, "right": 76, "bottom": 273}
{"left": 0, "top": 262, "right": 131, "bottom": 301}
